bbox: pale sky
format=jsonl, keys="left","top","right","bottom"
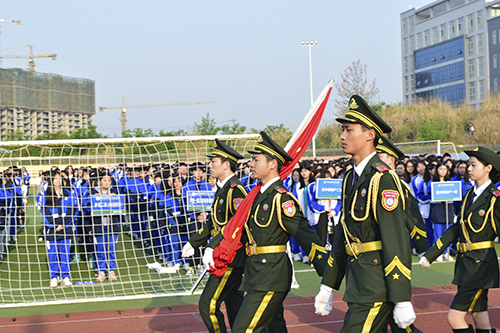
{"left": 1, "top": 0, "right": 431, "bottom": 137}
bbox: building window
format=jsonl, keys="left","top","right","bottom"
{"left": 494, "top": 53, "right": 498, "bottom": 69}
{"left": 416, "top": 32, "right": 422, "bottom": 49}
{"left": 468, "top": 36, "right": 474, "bottom": 56}
{"left": 409, "top": 16, "right": 414, "bottom": 34}
{"left": 405, "top": 76, "right": 409, "bottom": 93}
{"left": 493, "top": 29, "right": 497, "bottom": 45}
{"left": 468, "top": 59, "right": 475, "bottom": 79}
{"left": 432, "top": 27, "right": 438, "bottom": 44}
{"left": 495, "top": 77, "right": 499, "bottom": 93}
{"left": 467, "top": 14, "right": 474, "bottom": 34}
{"left": 402, "top": 18, "right": 408, "bottom": 35}
{"left": 409, "top": 35, "right": 414, "bottom": 52}
{"left": 404, "top": 57, "right": 408, "bottom": 74}
{"left": 449, "top": 20, "right": 455, "bottom": 38}
{"left": 424, "top": 30, "right": 430, "bottom": 47}
{"left": 403, "top": 37, "right": 408, "bottom": 54}
{"left": 479, "top": 80, "right": 484, "bottom": 100}
{"left": 469, "top": 82, "right": 476, "bottom": 101}
{"left": 477, "top": 33, "right": 483, "bottom": 53}
{"left": 409, "top": 55, "right": 414, "bottom": 72}
{"left": 478, "top": 57, "right": 484, "bottom": 76}
{"left": 440, "top": 24, "right": 447, "bottom": 41}
{"left": 458, "top": 17, "right": 464, "bottom": 36}
{"left": 477, "top": 10, "right": 483, "bottom": 30}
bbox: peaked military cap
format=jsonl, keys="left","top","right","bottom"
{"left": 336, "top": 95, "right": 392, "bottom": 136}
{"left": 206, "top": 139, "right": 244, "bottom": 164}
{"left": 248, "top": 131, "right": 293, "bottom": 165}
{"left": 464, "top": 146, "right": 500, "bottom": 172}
{"left": 376, "top": 136, "right": 404, "bottom": 160}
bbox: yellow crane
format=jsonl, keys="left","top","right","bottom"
{"left": 99, "top": 96, "right": 217, "bottom": 135}
{"left": 0, "top": 18, "right": 21, "bottom": 63}
{"left": 0, "top": 44, "right": 56, "bottom": 72}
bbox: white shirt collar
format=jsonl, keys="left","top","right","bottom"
{"left": 354, "top": 151, "right": 377, "bottom": 177}
{"left": 260, "top": 176, "right": 280, "bottom": 193}
{"left": 473, "top": 179, "right": 492, "bottom": 202}
{"left": 217, "top": 174, "right": 234, "bottom": 189}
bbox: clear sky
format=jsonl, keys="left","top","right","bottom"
{"left": 0, "top": 0, "right": 431, "bottom": 137}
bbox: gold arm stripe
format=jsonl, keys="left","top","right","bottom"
{"left": 209, "top": 268, "right": 233, "bottom": 333}
{"left": 384, "top": 255, "right": 411, "bottom": 280}
{"left": 468, "top": 289, "right": 483, "bottom": 312}
{"left": 410, "top": 226, "right": 427, "bottom": 238}
{"left": 211, "top": 150, "right": 238, "bottom": 163}
{"left": 308, "top": 243, "right": 327, "bottom": 261}
{"left": 246, "top": 291, "right": 275, "bottom": 333}
{"left": 362, "top": 302, "right": 383, "bottom": 333}
{"left": 346, "top": 111, "right": 383, "bottom": 135}
{"left": 254, "top": 143, "right": 285, "bottom": 164}
{"left": 436, "top": 238, "right": 443, "bottom": 249}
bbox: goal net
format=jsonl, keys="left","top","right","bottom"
{"left": 0, "top": 134, "right": 259, "bottom": 307}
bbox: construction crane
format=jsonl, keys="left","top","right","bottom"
{"left": 99, "top": 96, "right": 217, "bottom": 135}
{"left": 0, "top": 18, "right": 21, "bottom": 59}
{"left": 0, "top": 44, "right": 56, "bottom": 72}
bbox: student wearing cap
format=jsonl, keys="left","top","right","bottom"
{"left": 315, "top": 95, "right": 416, "bottom": 331}
{"left": 181, "top": 139, "right": 247, "bottom": 333}
{"left": 419, "top": 146, "right": 500, "bottom": 333}
{"left": 230, "top": 131, "right": 327, "bottom": 333}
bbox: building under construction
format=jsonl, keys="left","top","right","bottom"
{"left": 0, "top": 68, "right": 95, "bottom": 140}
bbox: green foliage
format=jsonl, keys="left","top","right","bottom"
{"left": 418, "top": 120, "right": 447, "bottom": 141}
{"left": 260, "top": 124, "right": 293, "bottom": 147}
{"left": 70, "top": 123, "right": 103, "bottom": 139}
{"left": 4, "top": 130, "right": 26, "bottom": 141}
{"left": 193, "top": 113, "right": 219, "bottom": 135}
{"left": 122, "top": 128, "right": 155, "bottom": 138}
{"left": 35, "top": 131, "right": 70, "bottom": 140}
{"left": 220, "top": 123, "right": 246, "bottom": 135}
{"left": 158, "top": 129, "right": 187, "bottom": 137}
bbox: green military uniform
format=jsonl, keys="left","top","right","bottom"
{"left": 187, "top": 139, "right": 247, "bottom": 333}
{"left": 231, "top": 132, "right": 327, "bottom": 333}
{"left": 424, "top": 147, "right": 500, "bottom": 313}
{"left": 376, "top": 136, "right": 426, "bottom": 333}
{"left": 321, "top": 96, "right": 414, "bottom": 332}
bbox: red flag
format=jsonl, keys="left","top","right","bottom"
{"left": 210, "top": 80, "right": 334, "bottom": 277}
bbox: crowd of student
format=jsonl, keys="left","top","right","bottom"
{"left": 1, "top": 149, "right": 495, "bottom": 288}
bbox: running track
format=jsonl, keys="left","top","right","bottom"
{"left": 1, "top": 286, "right": 499, "bottom": 332}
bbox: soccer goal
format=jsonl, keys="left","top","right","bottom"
{"left": 0, "top": 134, "right": 259, "bottom": 307}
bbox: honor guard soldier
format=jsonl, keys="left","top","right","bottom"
{"left": 230, "top": 131, "right": 327, "bottom": 333}
{"left": 419, "top": 147, "right": 500, "bottom": 333}
{"left": 377, "top": 136, "right": 426, "bottom": 333}
{"left": 315, "top": 95, "right": 416, "bottom": 332}
{"left": 182, "top": 139, "right": 247, "bottom": 333}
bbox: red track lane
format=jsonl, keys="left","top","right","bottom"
{"left": 0, "top": 286, "right": 499, "bottom": 332}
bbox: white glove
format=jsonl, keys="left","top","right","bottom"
{"left": 203, "top": 247, "right": 215, "bottom": 271}
{"left": 182, "top": 242, "right": 195, "bottom": 257}
{"left": 314, "top": 284, "right": 334, "bottom": 316}
{"left": 418, "top": 256, "right": 430, "bottom": 268}
{"left": 393, "top": 301, "right": 416, "bottom": 329}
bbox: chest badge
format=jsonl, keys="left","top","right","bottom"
{"left": 479, "top": 209, "right": 485, "bottom": 216}
{"left": 263, "top": 203, "right": 269, "bottom": 211}
{"left": 361, "top": 188, "right": 366, "bottom": 197}
{"left": 219, "top": 199, "right": 224, "bottom": 205}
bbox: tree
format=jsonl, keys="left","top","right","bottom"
{"left": 35, "top": 131, "right": 70, "bottom": 140}
{"left": 4, "top": 130, "right": 25, "bottom": 141}
{"left": 259, "top": 124, "right": 293, "bottom": 147}
{"left": 333, "top": 59, "right": 379, "bottom": 115}
{"left": 159, "top": 129, "right": 188, "bottom": 137}
{"left": 219, "top": 122, "right": 246, "bottom": 135}
{"left": 193, "top": 113, "right": 219, "bottom": 135}
{"left": 70, "top": 123, "right": 103, "bottom": 139}
{"left": 122, "top": 128, "right": 155, "bottom": 138}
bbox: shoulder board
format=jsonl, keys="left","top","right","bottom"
{"left": 231, "top": 182, "right": 238, "bottom": 188}
{"left": 276, "top": 187, "right": 288, "bottom": 194}
{"left": 374, "top": 163, "right": 390, "bottom": 172}
{"left": 493, "top": 190, "right": 500, "bottom": 197}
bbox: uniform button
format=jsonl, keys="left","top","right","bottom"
{"left": 251, "top": 215, "right": 254, "bottom": 219}
{"left": 360, "top": 207, "right": 364, "bottom": 211}
{"left": 262, "top": 259, "right": 267, "bottom": 263}
{"left": 476, "top": 260, "right": 480, "bottom": 263}
{"left": 351, "top": 258, "right": 355, "bottom": 262}
{"left": 373, "top": 259, "right": 378, "bottom": 264}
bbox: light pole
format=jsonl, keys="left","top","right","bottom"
{"left": 301, "top": 40, "right": 318, "bottom": 157}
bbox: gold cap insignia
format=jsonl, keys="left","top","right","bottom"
{"left": 378, "top": 138, "right": 383, "bottom": 144}
{"left": 474, "top": 147, "right": 479, "bottom": 151}
{"left": 349, "top": 98, "right": 359, "bottom": 109}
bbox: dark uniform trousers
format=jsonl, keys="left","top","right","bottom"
{"left": 342, "top": 302, "right": 394, "bottom": 333}
{"left": 231, "top": 179, "right": 327, "bottom": 333}
{"left": 189, "top": 175, "right": 248, "bottom": 333}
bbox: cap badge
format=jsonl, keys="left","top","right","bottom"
{"left": 474, "top": 147, "right": 479, "bottom": 151}
{"left": 349, "top": 98, "right": 359, "bottom": 109}
{"left": 378, "top": 138, "right": 383, "bottom": 144}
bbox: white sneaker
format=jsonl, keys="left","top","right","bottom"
{"left": 62, "top": 277, "right": 72, "bottom": 287}
{"left": 292, "top": 253, "right": 301, "bottom": 261}
{"left": 174, "top": 263, "right": 181, "bottom": 271}
{"left": 50, "top": 278, "right": 58, "bottom": 288}
{"left": 185, "top": 267, "right": 195, "bottom": 276}
{"left": 435, "top": 255, "right": 444, "bottom": 262}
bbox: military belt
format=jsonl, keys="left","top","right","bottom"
{"left": 457, "top": 240, "right": 495, "bottom": 253}
{"left": 245, "top": 244, "right": 286, "bottom": 256}
{"left": 345, "top": 240, "right": 382, "bottom": 257}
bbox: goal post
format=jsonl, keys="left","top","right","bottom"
{"left": 0, "top": 134, "right": 260, "bottom": 307}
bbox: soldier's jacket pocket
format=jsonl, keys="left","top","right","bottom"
{"left": 463, "top": 251, "right": 488, "bottom": 264}
{"left": 359, "top": 251, "right": 382, "bottom": 266}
